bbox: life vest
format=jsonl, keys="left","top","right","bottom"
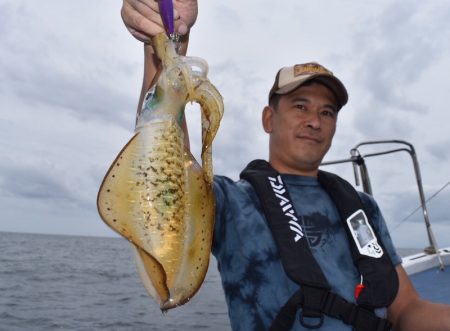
{"left": 240, "top": 160, "right": 399, "bottom": 331}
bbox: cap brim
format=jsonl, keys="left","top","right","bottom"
{"left": 273, "top": 74, "right": 348, "bottom": 109}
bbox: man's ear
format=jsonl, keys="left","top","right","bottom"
{"left": 262, "top": 106, "right": 274, "bottom": 133}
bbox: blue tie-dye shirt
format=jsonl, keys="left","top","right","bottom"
{"left": 212, "top": 174, "right": 402, "bottom": 331}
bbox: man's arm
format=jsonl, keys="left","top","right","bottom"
{"left": 121, "top": 0, "right": 198, "bottom": 146}
{"left": 388, "top": 265, "right": 450, "bottom": 331}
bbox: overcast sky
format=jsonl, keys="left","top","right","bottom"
{"left": 1, "top": 0, "right": 449, "bottom": 249}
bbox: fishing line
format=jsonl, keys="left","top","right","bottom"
{"left": 391, "top": 181, "right": 450, "bottom": 232}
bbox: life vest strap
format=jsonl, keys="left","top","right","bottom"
{"left": 270, "top": 286, "right": 392, "bottom": 331}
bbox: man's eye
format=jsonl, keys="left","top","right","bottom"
{"left": 322, "top": 110, "right": 336, "bottom": 118}
{"left": 295, "top": 104, "right": 306, "bottom": 111}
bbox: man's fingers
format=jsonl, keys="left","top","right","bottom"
{"left": 133, "top": 0, "right": 160, "bottom": 17}
{"left": 122, "top": 0, "right": 193, "bottom": 41}
{"left": 175, "top": 20, "right": 188, "bottom": 35}
{"left": 127, "top": 27, "right": 152, "bottom": 44}
{"left": 122, "top": 0, "right": 166, "bottom": 42}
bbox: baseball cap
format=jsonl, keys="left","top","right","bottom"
{"left": 268, "top": 62, "right": 348, "bottom": 110}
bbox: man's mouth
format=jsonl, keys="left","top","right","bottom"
{"left": 297, "top": 135, "right": 322, "bottom": 144}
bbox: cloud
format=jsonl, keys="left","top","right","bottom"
{"left": 0, "top": 162, "right": 72, "bottom": 201}
{"left": 349, "top": 1, "right": 450, "bottom": 139}
{"left": 428, "top": 142, "right": 450, "bottom": 163}
{"left": 0, "top": 4, "right": 138, "bottom": 130}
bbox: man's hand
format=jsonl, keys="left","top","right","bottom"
{"left": 388, "top": 265, "right": 450, "bottom": 330}
{"left": 121, "top": 0, "right": 198, "bottom": 43}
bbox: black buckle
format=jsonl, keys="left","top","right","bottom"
{"left": 298, "top": 286, "right": 329, "bottom": 329}
{"left": 299, "top": 311, "right": 324, "bottom": 329}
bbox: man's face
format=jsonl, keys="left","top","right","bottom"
{"left": 262, "top": 82, "right": 338, "bottom": 176}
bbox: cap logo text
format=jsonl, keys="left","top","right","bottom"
{"left": 294, "top": 63, "right": 333, "bottom": 77}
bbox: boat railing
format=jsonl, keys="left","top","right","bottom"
{"left": 321, "top": 139, "right": 444, "bottom": 270}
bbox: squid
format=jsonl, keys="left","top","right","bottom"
{"left": 97, "top": 32, "right": 224, "bottom": 310}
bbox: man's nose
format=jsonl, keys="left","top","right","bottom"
{"left": 305, "top": 110, "right": 321, "bottom": 129}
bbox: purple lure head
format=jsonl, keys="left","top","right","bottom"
{"left": 158, "top": 0, "right": 175, "bottom": 36}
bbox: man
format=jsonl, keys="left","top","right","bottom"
{"left": 121, "top": 1, "right": 450, "bottom": 330}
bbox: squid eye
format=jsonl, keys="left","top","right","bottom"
{"left": 145, "top": 86, "right": 156, "bottom": 101}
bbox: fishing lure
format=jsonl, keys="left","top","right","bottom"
{"left": 157, "top": 0, "right": 175, "bottom": 39}
{"left": 97, "top": 32, "right": 223, "bottom": 310}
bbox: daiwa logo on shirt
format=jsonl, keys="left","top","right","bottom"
{"left": 268, "top": 176, "right": 304, "bottom": 242}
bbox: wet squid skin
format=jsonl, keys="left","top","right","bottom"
{"left": 97, "top": 33, "right": 224, "bottom": 310}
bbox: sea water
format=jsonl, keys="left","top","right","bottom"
{"left": 0, "top": 232, "right": 422, "bottom": 331}
{"left": 0, "top": 232, "right": 231, "bottom": 331}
